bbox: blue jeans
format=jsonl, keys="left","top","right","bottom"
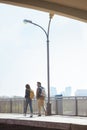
{"left": 24, "top": 98, "right": 33, "bottom": 114}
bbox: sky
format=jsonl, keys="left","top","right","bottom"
{"left": 0, "top": 3, "right": 87, "bottom": 97}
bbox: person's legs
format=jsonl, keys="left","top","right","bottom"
{"left": 43, "top": 102, "right": 47, "bottom": 115}
{"left": 24, "top": 98, "right": 28, "bottom": 116}
{"left": 29, "top": 99, "right": 33, "bottom": 117}
{"left": 37, "top": 99, "right": 41, "bottom": 116}
{"left": 41, "top": 99, "right": 46, "bottom": 115}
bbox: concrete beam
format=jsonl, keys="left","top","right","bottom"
{"left": 0, "top": 0, "right": 87, "bottom": 22}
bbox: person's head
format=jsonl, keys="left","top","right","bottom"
{"left": 37, "top": 82, "right": 41, "bottom": 87}
{"left": 25, "top": 84, "right": 30, "bottom": 89}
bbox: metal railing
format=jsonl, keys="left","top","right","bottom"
{"left": 0, "top": 96, "right": 87, "bottom": 116}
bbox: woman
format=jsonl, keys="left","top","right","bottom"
{"left": 24, "top": 84, "right": 33, "bottom": 117}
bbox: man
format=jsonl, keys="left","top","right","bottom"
{"left": 24, "top": 84, "right": 33, "bottom": 117}
{"left": 36, "top": 82, "right": 46, "bottom": 116}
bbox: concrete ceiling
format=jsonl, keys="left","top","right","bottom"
{"left": 0, "top": 0, "right": 87, "bottom": 22}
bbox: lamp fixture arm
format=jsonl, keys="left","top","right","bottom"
{"left": 24, "top": 19, "right": 48, "bottom": 38}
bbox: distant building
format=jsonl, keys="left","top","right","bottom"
{"left": 75, "top": 89, "right": 87, "bottom": 96}
{"left": 61, "top": 91, "right": 65, "bottom": 96}
{"left": 62, "top": 86, "right": 72, "bottom": 96}
{"left": 50, "top": 87, "right": 57, "bottom": 97}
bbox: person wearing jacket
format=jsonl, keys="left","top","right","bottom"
{"left": 24, "top": 84, "right": 33, "bottom": 117}
{"left": 36, "top": 82, "right": 46, "bottom": 116}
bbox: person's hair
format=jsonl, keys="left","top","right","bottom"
{"left": 25, "top": 84, "right": 30, "bottom": 89}
{"left": 37, "top": 82, "right": 41, "bottom": 86}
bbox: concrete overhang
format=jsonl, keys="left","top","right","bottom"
{"left": 0, "top": 0, "right": 87, "bottom": 22}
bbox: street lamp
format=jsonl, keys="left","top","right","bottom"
{"left": 23, "top": 13, "right": 53, "bottom": 115}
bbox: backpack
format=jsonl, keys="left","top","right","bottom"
{"left": 39, "top": 87, "right": 46, "bottom": 97}
{"left": 30, "top": 89, "right": 34, "bottom": 99}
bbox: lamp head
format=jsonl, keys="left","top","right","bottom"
{"left": 23, "top": 19, "right": 32, "bottom": 24}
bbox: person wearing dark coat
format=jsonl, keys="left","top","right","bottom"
{"left": 24, "top": 84, "right": 33, "bottom": 117}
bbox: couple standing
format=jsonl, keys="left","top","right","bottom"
{"left": 24, "top": 82, "right": 46, "bottom": 117}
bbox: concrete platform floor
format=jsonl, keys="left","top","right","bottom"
{"left": 0, "top": 113, "right": 87, "bottom": 130}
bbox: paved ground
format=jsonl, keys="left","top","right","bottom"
{"left": 0, "top": 113, "right": 87, "bottom": 125}
{"left": 0, "top": 114, "right": 87, "bottom": 130}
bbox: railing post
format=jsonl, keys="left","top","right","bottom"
{"left": 55, "top": 95, "right": 63, "bottom": 115}
{"left": 75, "top": 97, "right": 78, "bottom": 116}
{"left": 10, "top": 98, "right": 12, "bottom": 113}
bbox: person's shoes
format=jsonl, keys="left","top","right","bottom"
{"left": 38, "top": 114, "right": 41, "bottom": 117}
{"left": 24, "top": 113, "right": 26, "bottom": 116}
{"left": 30, "top": 115, "right": 33, "bottom": 118}
{"left": 30, "top": 114, "right": 33, "bottom": 118}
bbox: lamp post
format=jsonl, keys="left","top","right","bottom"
{"left": 23, "top": 14, "right": 53, "bottom": 115}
